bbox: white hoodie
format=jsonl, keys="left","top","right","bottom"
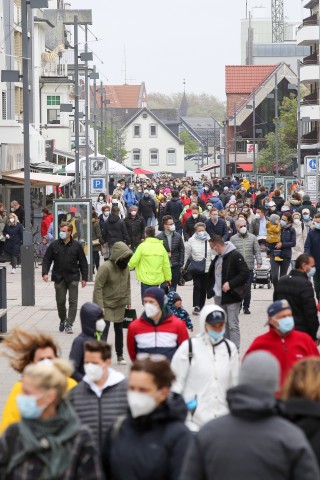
{"left": 171, "top": 305, "right": 239, "bottom": 431}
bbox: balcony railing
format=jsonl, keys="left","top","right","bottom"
{"left": 298, "top": 13, "right": 318, "bottom": 30}
{"left": 41, "top": 61, "right": 68, "bottom": 78}
{"left": 303, "top": 52, "right": 318, "bottom": 65}
{"left": 302, "top": 91, "right": 318, "bottom": 105}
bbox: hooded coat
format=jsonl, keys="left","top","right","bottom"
{"left": 298, "top": 195, "right": 317, "bottom": 217}
{"left": 69, "top": 302, "right": 106, "bottom": 381}
{"left": 102, "top": 393, "right": 192, "bottom": 480}
{"left": 3, "top": 222, "right": 23, "bottom": 256}
{"left": 171, "top": 305, "right": 239, "bottom": 431}
{"left": 93, "top": 242, "right": 131, "bottom": 323}
{"left": 103, "top": 214, "right": 130, "bottom": 247}
{"left": 179, "top": 385, "right": 320, "bottom": 480}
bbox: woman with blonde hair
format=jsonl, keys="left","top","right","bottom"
{"left": 0, "top": 360, "right": 103, "bottom": 479}
{"left": 280, "top": 357, "right": 320, "bottom": 466}
{"left": 0, "top": 328, "right": 76, "bottom": 433}
{"left": 3, "top": 212, "right": 23, "bottom": 274}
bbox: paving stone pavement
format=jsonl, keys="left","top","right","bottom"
{"left": 0, "top": 262, "right": 274, "bottom": 414}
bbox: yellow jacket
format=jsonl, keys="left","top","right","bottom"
{"left": 266, "top": 222, "right": 281, "bottom": 244}
{"left": 241, "top": 179, "right": 250, "bottom": 191}
{"left": 0, "top": 377, "right": 77, "bottom": 433}
{"left": 128, "top": 237, "right": 172, "bottom": 285}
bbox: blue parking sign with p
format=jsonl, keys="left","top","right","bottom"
{"left": 93, "top": 179, "right": 103, "bottom": 189}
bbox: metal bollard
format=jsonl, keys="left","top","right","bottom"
{"left": 0, "top": 266, "right": 7, "bottom": 333}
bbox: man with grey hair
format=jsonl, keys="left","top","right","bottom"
{"left": 10, "top": 200, "right": 24, "bottom": 226}
{"left": 230, "top": 218, "right": 262, "bottom": 314}
{"left": 180, "top": 350, "right": 320, "bottom": 480}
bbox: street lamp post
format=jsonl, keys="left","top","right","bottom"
{"left": 73, "top": 16, "right": 80, "bottom": 198}
{"left": 234, "top": 100, "right": 237, "bottom": 175}
{"left": 275, "top": 71, "right": 279, "bottom": 176}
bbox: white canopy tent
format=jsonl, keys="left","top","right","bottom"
{"left": 66, "top": 155, "right": 132, "bottom": 175}
{"left": 2, "top": 171, "right": 74, "bottom": 187}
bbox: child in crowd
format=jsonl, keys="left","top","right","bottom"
{"left": 266, "top": 214, "right": 282, "bottom": 261}
{"left": 167, "top": 291, "right": 193, "bottom": 332}
{"left": 38, "top": 235, "right": 49, "bottom": 264}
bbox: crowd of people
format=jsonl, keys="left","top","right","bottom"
{"left": 1, "top": 174, "right": 320, "bottom": 478}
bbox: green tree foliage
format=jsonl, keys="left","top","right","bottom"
{"left": 148, "top": 92, "right": 225, "bottom": 122}
{"left": 98, "top": 127, "right": 128, "bottom": 162}
{"left": 179, "top": 131, "right": 199, "bottom": 154}
{"left": 256, "top": 95, "right": 297, "bottom": 173}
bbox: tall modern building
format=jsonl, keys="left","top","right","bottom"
{"left": 296, "top": 0, "right": 319, "bottom": 167}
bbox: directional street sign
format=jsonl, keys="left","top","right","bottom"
{"left": 305, "top": 156, "right": 319, "bottom": 174}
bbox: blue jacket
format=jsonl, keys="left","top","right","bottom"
{"left": 123, "top": 188, "right": 136, "bottom": 208}
{"left": 305, "top": 228, "right": 320, "bottom": 268}
{"left": 208, "top": 197, "right": 224, "bottom": 211}
{"left": 167, "top": 291, "right": 193, "bottom": 330}
{"left": 205, "top": 218, "right": 228, "bottom": 241}
{"left": 279, "top": 225, "right": 296, "bottom": 259}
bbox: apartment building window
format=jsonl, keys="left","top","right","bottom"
{"left": 47, "top": 109, "right": 60, "bottom": 125}
{"left": 132, "top": 149, "right": 141, "bottom": 166}
{"left": 2, "top": 92, "right": 7, "bottom": 120}
{"left": 47, "top": 95, "right": 61, "bottom": 106}
{"left": 149, "top": 149, "right": 159, "bottom": 165}
{"left": 150, "top": 124, "right": 157, "bottom": 137}
{"left": 133, "top": 124, "right": 141, "bottom": 137}
{"left": 167, "top": 148, "right": 176, "bottom": 165}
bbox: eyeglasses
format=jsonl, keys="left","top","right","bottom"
{"left": 136, "top": 353, "right": 167, "bottom": 362}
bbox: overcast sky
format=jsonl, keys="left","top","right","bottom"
{"left": 72, "top": 0, "right": 303, "bottom": 101}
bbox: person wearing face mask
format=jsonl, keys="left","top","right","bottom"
{"left": 164, "top": 190, "right": 184, "bottom": 234}
{"left": 183, "top": 205, "right": 207, "bottom": 241}
{"left": 69, "top": 302, "right": 108, "bottom": 381}
{"left": 273, "top": 254, "right": 319, "bottom": 341}
{"left": 230, "top": 219, "right": 262, "bottom": 314}
{"left": 0, "top": 359, "right": 103, "bottom": 479}
{"left": 291, "top": 212, "right": 307, "bottom": 268}
{"left": 298, "top": 194, "right": 317, "bottom": 218}
{"left": 205, "top": 207, "right": 228, "bottom": 240}
{"left": 0, "top": 329, "right": 77, "bottom": 434}
{"left": 102, "top": 356, "right": 191, "bottom": 480}
{"left": 93, "top": 242, "right": 132, "bottom": 365}
{"left": 207, "top": 236, "right": 249, "bottom": 351}
{"left": 123, "top": 183, "right": 137, "bottom": 209}
{"left": 305, "top": 213, "right": 320, "bottom": 311}
{"left": 171, "top": 305, "right": 238, "bottom": 432}
{"left": 3, "top": 213, "right": 23, "bottom": 274}
{"left": 253, "top": 185, "right": 268, "bottom": 209}
{"left": 42, "top": 222, "right": 88, "bottom": 335}
{"left": 95, "top": 193, "right": 107, "bottom": 216}
{"left": 184, "top": 223, "right": 213, "bottom": 314}
{"left": 157, "top": 216, "right": 185, "bottom": 291}
{"left": 110, "top": 194, "right": 126, "bottom": 219}
{"left": 226, "top": 200, "right": 238, "bottom": 222}
{"left": 127, "top": 287, "right": 188, "bottom": 361}
{"left": 301, "top": 208, "right": 315, "bottom": 235}
{"left": 68, "top": 341, "right": 127, "bottom": 453}
{"left": 245, "top": 300, "right": 319, "bottom": 386}
{"left": 124, "top": 205, "right": 145, "bottom": 251}
{"left": 138, "top": 190, "right": 157, "bottom": 226}
{"left": 269, "top": 213, "right": 296, "bottom": 288}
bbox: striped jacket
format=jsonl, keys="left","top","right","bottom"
{"left": 68, "top": 369, "right": 127, "bottom": 451}
{"left": 127, "top": 309, "right": 189, "bottom": 361}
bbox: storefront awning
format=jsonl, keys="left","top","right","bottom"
{"left": 236, "top": 163, "right": 253, "bottom": 172}
{"left": 1, "top": 171, "right": 74, "bottom": 187}
{"left": 200, "top": 163, "right": 220, "bottom": 171}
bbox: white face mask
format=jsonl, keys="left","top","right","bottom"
{"left": 293, "top": 219, "right": 300, "bottom": 225}
{"left": 144, "top": 302, "right": 160, "bottom": 318}
{"left": 103, "top": 212, "right": 110, "bottom": 218}
{"left": 127, "top": 391, "right": 158, "bottom": 418}
{"left": 84, "top": 363, "right": 104, "bottom": 382}
{"left": 131, "top": 211, "right": 137, "bottom": 216}
{"left": 9, "top": 218, "right": 14, "bottom": 223}
{"left": 169, "top": 224, "right": 176, "bottom": 232}
{"left": 239, "top": 226, "right": 247, "bottom": 234}
{"left": 192, "top": 214, "right": 198, "bottom": 219}
{"left": 96, "top": 318, "right": 106, "bottom": 332}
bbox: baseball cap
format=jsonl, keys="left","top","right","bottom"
{"left": 267, "top": 299, "right": 291, "bottom": 318}
{"left": 205, "top": 307, "right": 226, "bottom": 325}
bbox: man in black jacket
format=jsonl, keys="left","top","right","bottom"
{"left": 103, "top": 206, "right": 130, "bottom": 249}
{"left": 157, "top": 215, "right": 185, "bottom": 291}
{"left": 183, "top": 205, "right": 206, "bottom": 241}
{"left": 205, "top": 208, "right": 228, "bottom": 241}
{"left": 254, "top": 186, "right": 268, "bottom": 209}
{"left": 124, "top": 206, "right": 145, "bottom": 250}
{"left": 138, "top": 190, "right": 157, "bottom": 226}
{"left": 273, "top": 253, "right": 319, "bottom": 340}
{"left": 180, "top": 350, "right": 320, "bottom": 480}
{"left": 164, "top": 190, "right": 184, "bottom": 234}
{"left": 207, "top": 235, "right": 249, "bottom": 350}
{"left": 42, "top": 221, "right": 88, "bottom": 334}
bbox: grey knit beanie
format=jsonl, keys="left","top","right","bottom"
{"left": 239, "top": 351, "right": 280, "bottom": 393}
{"left": 269, "top": 214, "right": 280, "bottom": 224}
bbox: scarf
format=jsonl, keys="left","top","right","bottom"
{"left": 7, "top": 400, "right": 80, "bottom": 479}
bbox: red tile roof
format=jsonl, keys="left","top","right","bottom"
{"left": 95, "top": 84, "right": 147, "bottom": 109}
{"left": 225, "top": 65, "right": 277, "bottom": 94}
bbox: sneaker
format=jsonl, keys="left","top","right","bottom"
{"left": 274, "top": 256, "right": 283, "bottom": 262}
{"left": 59, "top": 321, "right": 65, "bottom": 332}
{"left": 11, "top": 268, "right": 16, "bottom": 274}
{"left": 193, "top": 307, "right": 200, "bottom": 315}
{"left": 117, "top": 356, "right": 127, "bottom": 365}
{"left": 65, "top": 324, "right": 73, "bottom": 334}
{"left": 243, "top": 308, "right": 251, "bottom": 315}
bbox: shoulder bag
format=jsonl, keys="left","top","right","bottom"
{"left": 187, "top": 241, "right": 208, "bottom": 275}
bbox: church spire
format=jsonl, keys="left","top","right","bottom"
{"left": 179, "top": 78, "right": 188, "bottom": 116}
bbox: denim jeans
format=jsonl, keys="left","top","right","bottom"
{"left": 54, "top": 280, "right": 79, "bottom": 326}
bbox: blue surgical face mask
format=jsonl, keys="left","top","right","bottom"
{"left": 303, "top": 215, "right": 310, "bottom": 221}
{"left": 16, "top": 394, "right": 45, "bottom": 419}
{"left": 280, "top": 220, "right": 287, "bottom": 227}
{"left": 315, "top": 223, "right": 320, "bottom": 230}
{"left": 207, "top": 329, "right": 225, "bottom": 344}
{"left": 265, "top": 203, "right": 269, "bottom": 208}
{"left": 278, "top": 316, "right": 294, "bottom": 334}
{"left": 307, "top": 267, "right": 316, "bottom": 278}
{"left": 196, "top": 232, "right": 206, "bottom": 240}
{"left": 59, "top": 231, "right": 67, "bottom": 240}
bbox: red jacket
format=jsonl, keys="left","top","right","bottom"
{"left": 245, "top": 328, "right": 319, "bottom": 386}
{"left": 182, "top": 208, "right": 192, "bottom": 227}
{"left": 180, "top": 196, "right": 191, "bottom": 207}
{"left": 41, "top": 213, "right": 53, "bottom": 237}
{"left": 127, "top": 310, "right": 189, "bottom": 361}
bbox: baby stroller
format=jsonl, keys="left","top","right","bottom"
{"left": 253, "top": 263, "right": 272, "bottom": 289}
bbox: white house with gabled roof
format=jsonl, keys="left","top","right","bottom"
{"left": 122, "top": 108, "right": 184, "bottom": 174}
